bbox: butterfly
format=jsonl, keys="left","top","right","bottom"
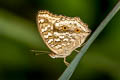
{"left": 36, "top": 10, "right": 91, "bottom": 66}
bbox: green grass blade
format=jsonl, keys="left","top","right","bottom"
{"left": 59, "top": 1, "right": 120, "bottom": 80}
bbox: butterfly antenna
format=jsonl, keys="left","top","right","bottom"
{"left": 30, "top": 50, "right": 50, "bottom": 55}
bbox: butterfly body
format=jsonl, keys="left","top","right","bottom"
{"left": 37, "top": 10, "right": 91, "bottom": 65}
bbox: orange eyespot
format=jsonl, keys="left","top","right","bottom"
{"left": 75, "top": 28, "right": 81, "bottom": 33}
{"left": 62, "top": 26, "right": 68, "bottom": 30}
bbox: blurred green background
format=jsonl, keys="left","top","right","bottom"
{"left": 0, "top": 0, "right": 120, "bottom": 80}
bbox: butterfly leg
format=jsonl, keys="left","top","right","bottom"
{"left": 74, "top": 42, "right": 87, "bottom": 53}
{"left": 74, "top": 49, "right": 80, "bottom": 53}
{"left": 49, "top": 53, "right": 70, "bottom": 66}
{"left": 64, "top": 57, "right": 69, "bottom": 66}
{"left": 81, "top": 42, "right": 86, "bottom": 47}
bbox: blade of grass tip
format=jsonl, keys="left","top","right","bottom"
{"left": 59, "top": 1, "right": 120, "bottom": 80}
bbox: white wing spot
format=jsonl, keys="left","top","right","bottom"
{"left": 47, "top": 25, "right": 51, "bottom": 28}
{"left": 41, "top": 29, "right": 45, "bottom": 32}
{"left": 61, "top": 43, "right": 66, "bottom": 46}
{"left": 44, "top": 26, "right": 48, "bottom": 31}
{"left": 55, "top": 45, "right": 62, "bottom": 49}
{"left": 44, "top": 35, "right": 49, "bottom": 38}
{"left": 67, "top": 43, "right": 70, "bottom": 45}
{"left": 39, "top": 19, "right": 44, "bottom": 23}
{"left": 63, "top": 38, "right": 69, "bottom": 41}
{"left": 55, "top": 23, "right": 59, "bottom": 26}
{"left": 55, "top": 38, "right": 60, "bottom": 41}
{"left": 51, "top": 45, "right": 54, "bottom": 47}
{"left": 70, "top": 39, "right": 75, "bottom": 42}
{"left": 48, "top": 39, "right": 53, "bottom": 44}
{"left": 54, "top": 32, "right": 59, "bottom": 36}
{"left": 59, "top": 35, "right": 64, "bottom": 39}
{"left": 48, "top": 32, "right": 52, "bottom": 36}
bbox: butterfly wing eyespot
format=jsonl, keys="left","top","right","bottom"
{"left": 62, "top": 26, "right": 68, "bottom": 31}
{"left": 74, "top": 28, "right": 81, "bottom": 33}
